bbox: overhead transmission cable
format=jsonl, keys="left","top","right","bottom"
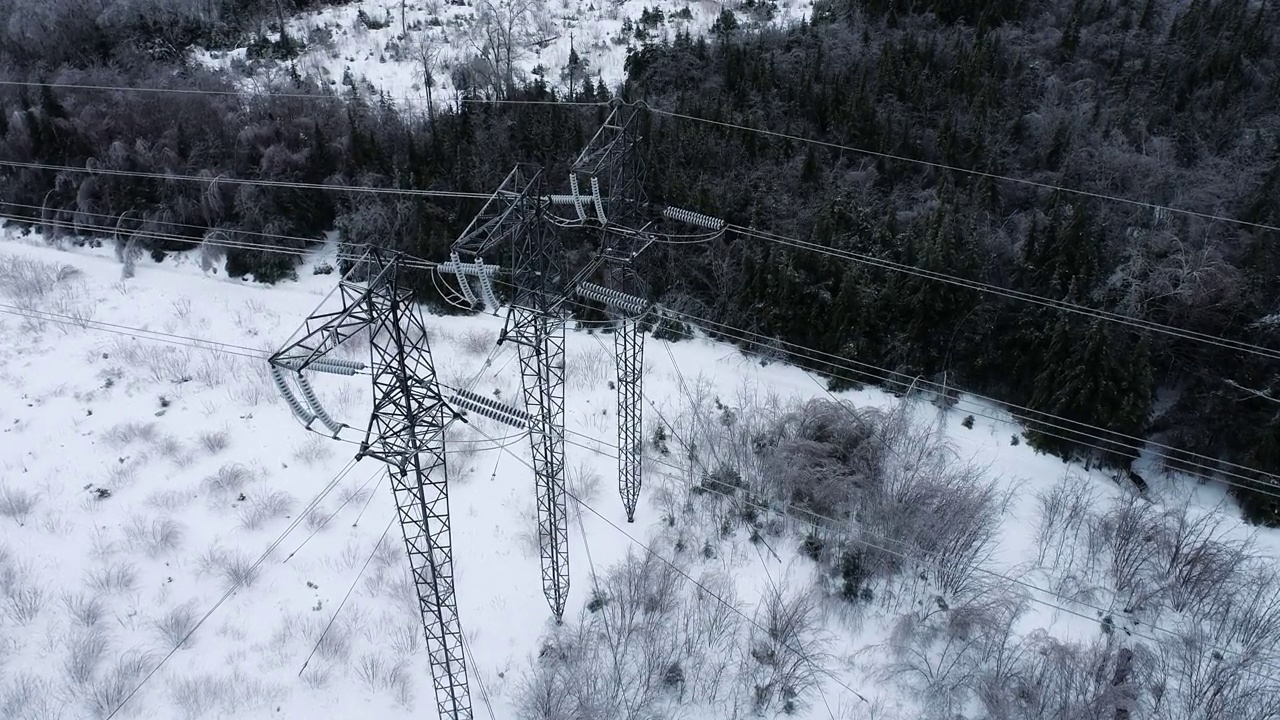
{"left": 632, "top": 101, "right": 1280, "bottom": 237}
{"left": 0, "top": 78, "right": 612, "bottom": 110}
{"left": 8, "top": 279, "right": 1279, "bottom": 500}
{"left": 730, "top": 223, "right": 1280, "bottom": 362}
{"left": 298, "top": 513, "right": 398, "bottom": 677}
{"left": 558, "top": 428, "right": 1280, "bottom": 682}
{"left": 0, "top": 159, "right": 493, "bottom": 200}
{"left": 496, "top": 279, "right": 1280, "bottom": 496}
{"left": 8, "top": 283, "right": 1276, "bottom": 682}
{"left": 462, "top": 422, "right": 874, "bottom": 706}
{"left": 104, "top": 457, "right": 362, "bottom": 719}
{"left": 8, "top": 288, "right": 1280, "bottom": 501}
{"left": 0, "top": 210, "right": 440, "bottom": 271}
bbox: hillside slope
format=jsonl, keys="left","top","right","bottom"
{"left": 1, "top": 229, "right": 1278, "bottom": 719}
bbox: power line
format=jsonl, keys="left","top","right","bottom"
{"left": 8, "top": 271, "right": 1275, "bottom": 692}
{"left": 285, "top": 467, "right": 386, "bottom": 563}
{"left": 0, "top": 159, "right": 493, "bottom": 200}
{"left": 10, "top": 287, "right": 1280, "bottom": 503}
{"left": 498, "top": 280, "right": 1280, "bottom": 499}
{"left": 0, "top": 200, "right": 349, "bottom": 252}
{"left": 558, "top": 419, "right": 1280, "bottom": 681}
{"left": 105, "top": 458, "right": 362, "bottom": 719}
{"left": 653, "top": 301, "right": 1280, "bottom": 493}
{"left": 465, "top": 422, "right": 874, "bottom": 706}
{"left": 731, "top": 224, "right": 1280, "bottom": 363}
{"left": 0, "top": 211, "right": 440, "bottom": 271}
{"left": 11, "top": 79, "right": 1274, "bottom": 240}
{"left": 298, "top": 512, "right": 397, "bottom": 677}
{"left": 0, "top": 304, "right": 266, "bottom": 357}
{"left": 10, "top": 271, "right": 1278, "bottom": 501}
{"left": 636, "top": 101, "right": 1280, "bottom": 237}
{"left": 0, "top": 79, "right": 612, "bottom": 110}
{"left": 0, "top": 78, "right": 356, "bottom": 101}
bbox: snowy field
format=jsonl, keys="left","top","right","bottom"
{"left": 193, "top": 0, "right": 812, "bottom": 109}
{"left": 1, "top": 226, "right": 1279, "bottom": 720}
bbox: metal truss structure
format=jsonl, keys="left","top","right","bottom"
{"left": 441, "top": 167, "right": 574, "bottom": 622}
{"left": 425, "top": 104, "right": 730, "bottom": 618}
{"left": 270, "top": 247, "right": 471, "bottom": 720}
{"left": 500, "top": 179, "right": 572, "bottom": 620}
{"left": 552, "top": 105, "right": 656, "bottom": 523}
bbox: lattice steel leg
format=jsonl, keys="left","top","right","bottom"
{"left": 513, "top": 308, "right": 570, "bottom": 621}
{"left": 367, "top": 270, "right": 471, "bottom": 720}
{"left": 615, "top": 318, "right": 644, "bottom": 522}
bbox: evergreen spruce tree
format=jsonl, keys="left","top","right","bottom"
{"left": 1027, "top": 318, "right": 1153, "bottom": 466}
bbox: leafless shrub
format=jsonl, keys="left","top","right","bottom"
{"left": 124, "top": 515, "right": 186, "bottom": 557}
{"left": 1, "top": 674, "right": 59, "bottom": 720}
{"left": 292, "top": 435, "right": 334, "bottom": 466}
{"left": 883, "top": 591, "right": 1026, "bottom": 715}
{"left": 1033, "top": 474, "right": 1098, "bottom": 569}
{"left": 238, "top": 490, "right": 296, "bottom": 530}
{"left": 386, "top": 616, "right": 423, "bottom": 658}
{"left": 202, "top": 463, "right": 255, "bottom": 496}
{"left": 828, "top": 403, "right": 1009, "bottom": 602}
{"left": 1090, "top": 496, "right": 1164, "bottom": 608}
{"left": 300, "top": 666, "right": 331, "bottom": 690}
{"left": 103, "top": 460, "right": 141, "bottom": 492}
{"left": 225, "top": 359, "right": 274, "bottom": 406}
{"left": 62, "top": 591, "right": 104, "bottom": 627}
{"left": 167, "top": 671, "right": 285, "bottom": 719}
{"left": 146, "top": 489, "right": 193, "bottom": 512}
{"left": 988, "top": 632, "right": 1151, "bottom": 720}
{"left": 312, "top": 623, "right": 352, "bottom": 662}
{"left": 446, "top": 426, "right": 479, "bottom": 482}
{"left": 371, "top": 533, "right": 403, "bottom": 571}
{"left": 86, "top": 562, "right": 138, "bottom": 594}
{"left": 0, "top": 549, "right": 25, "bottom": 596}
{"left": 64, "top": 629, "right": 109, "bottom": 685}
{"left": 86, "top": 651, "right": 154, "bottom": 719}
{"left": 198, "top": 430, "right": 230, "bottom": 454}
{"left": 154, "top": 602, "right": 199, "bottom": 649}
{"left": 457, "top": 327, "right": 497, "bottom": 356}
{"left": 221, "top": 551, "right": 260, "bottom": 589}
{"left": 567, "top": 344, "right": 611, "bottom": 391}
{"left": 354, "top": 653, "right": 410, "bottom": 693}
{"left": 566, "top": 461, "right": 602, "bottom": 522}
{"left": 102, "top": 422, "right": 157, "bottom": 448}
{"left": 6, "top": 584, "right": 45, "bottom": 623}
{"left": 0, "top": 485, "right": 38, "bottom": 523}
{"left": 137, "top": 345, "right": 193, "bottom": 383}
{"left": 1149, "top": 503, "right": 1252, "bottom": 613}
{"left": 0, "top": 254, "right": 78, "bottom": 309}
{"left": 742, "top": 583, "right": 830, "bottom": 715}
{"left": 337, "top": 481, "right": 373, "bottom": 506}
{"left": 151, "top": 434, "right": 193, "bottom": 467}
{"left": 192, "top": 350, "right": 235, "bottom": 388}
{"left": 518, "top": 549, "right": 742, "bottom": 718}
{"left": 304, "top": 506, "right": 330, "bottom": 531}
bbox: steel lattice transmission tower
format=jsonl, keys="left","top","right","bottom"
{"left": 269, "top": 247, "right": 472, "bottom": 719}
{"left": 553, "top": 104, "right": 655, "bottom": 523}
{"left": 447, "top": 167, "right": 573, "bottom": 621}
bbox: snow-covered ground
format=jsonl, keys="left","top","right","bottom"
{"left": 193, "top": 0, "right": 811, "bottom": 109}
{"left": 1, "top": 226, "right": 1278, "bottom": 719}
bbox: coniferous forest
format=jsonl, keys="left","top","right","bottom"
{"left": 1, "top": 0, "right": 1278, "bottom": 520}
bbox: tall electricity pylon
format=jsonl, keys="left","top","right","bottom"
{"left": 269, "top": 247, "right": 471, "bottom": 719}
{"left": 550, "top": 104, "right": 655, "bottom": 523}
{"left": 447, "top": 168, "right": 573, "bottom": 622}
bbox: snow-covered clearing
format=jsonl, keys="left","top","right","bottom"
{"left": 193, "top": 0, "right": 811, "bottom": 109}
{"left": 0, "top": 226, "right": 1278, "bottom": 719}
